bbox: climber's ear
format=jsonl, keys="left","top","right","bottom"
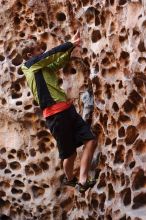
{"left": 27, "top": 53, "right": 32, "bottom": 59}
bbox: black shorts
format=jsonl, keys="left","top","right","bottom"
{"left": 45, "top": 105, "right": 95, "bottom": 159}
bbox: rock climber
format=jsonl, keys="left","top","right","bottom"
{"left": 19, "top": 30, "right": 97, "bottom": 193}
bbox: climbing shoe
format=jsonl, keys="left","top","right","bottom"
{"left": 62, "top": 176, "right": 78, "bottom": 187}
{"left": 76, "top": 179, "right": 96, "bottom": 193}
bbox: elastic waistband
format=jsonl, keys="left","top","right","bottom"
{"left": 43, "top": 101, "right": 73, "bottom": 118}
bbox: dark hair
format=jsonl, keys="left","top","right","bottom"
{"left": 17, "top": 38, "right": 37, "bottom": 60}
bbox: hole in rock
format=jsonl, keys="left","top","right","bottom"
{"left": 16, "top": 101, "right": 22, "bottom": 106}
{"left": 12, "top": 54, "right": 23, "bottom": 66}
{"left": 42, "top": 184, "right": 49, "bottom": 188}
{"left": 119, "top": 0, "right": 127, "bottom": 6}
{"left": 27, "top": 92, "right": 31, "bottom": 97}
{"left": 99, "top": 113, "right": 108, "bottom": 128}
{"left": 60, "top": 197, "right": 72, "bottom": 208}
{"left": 123, "top": 100, "right": 136, "bottom": 113}
{"left": 26, "top": 18, "right": 32, "bottom": 23}
{"left": 55, "top": 190, "right": 61, "bottom": 197}
{"left": 19, "top": 32, "right": 25, "bottom": 37}
{"left": 17, "top": 150, "right": 26, "bottom": 161}
{"left": 118, "top": 126, "right": 125, "bottom": 137}
{"left": 38, "top": 143, "right": 48, "bottom": 153}
{"left": 110, "top": 0, "right": 114, "bottom": 5}
{"left": 119, "top": 215, "right": 126, "bottom": 220}
{"left": 39, "top": 161, "right": 49, "bottom": 170}
{"left": 39, "top": 41, "right": 47, "bottom": 51}
{"left": 1, "top": 98, "right": 6, "bottom": 105}
{"left": 10, "top": 161, "right": 21, "bottom": 170}
{"left": 105, "top": 138, "right": 111, "bottom": 145}
{"left": 12, "top": 83, "right": 21, "bottom": 91}
{"left": 56, "top": 12, "right": 66, "bottom": 21}
{"left": 108, "top": 183, "right": 115, "bottom": 200}
{"left": 5, "top": 169, "right": 11, "bottom": 174}
{"left": 112, "top": 102, "right": 119, "bottom": 112}
{"left": 97, "top": 173, "right": 106, "bottom": 188}
{"left": 82, "top": 0, "right": 90, "bottom": 6}
{"left": 110, "top": 21, "right": 115, "bottom": 33}
{"left": 128, "top": 90, "right": 142, "bottom": 106}
{"left": 0, "top": 215, "right": 12, "bottom": 220}
{"left": 101, "top": 57, "right": 110, "bottom": 66}
{"left": 138, "top": 41, "right": 145, "bottom": 52}
{"left": 17, "top": 67, "right": 24, "bottom": 75}
{"left": 119, "top": 34, "right": 127, "bottom": 42}
{"left": 40, "top": 120, "right": 47, "bottom": 128}
{"left": 132, "top": 169, "right": 146, "bottom": 190}
{"left": 0, "top": 191, "right": 6, "bottom": 198}
{"left": 29, "top": 148, "right": 36, "bottom": 157}
{"left": 70, "top": 67, "right": 76, "bottom": 74}
{"left": 91, "top": 30, "right": 101, "bottom": 42}
{"left": 120, "top": 51, "right": 129, "bottom": 59}
{"left": 14, "top": 180, "right": 24, "bottom": 187}
{"left": 121, "top": 188, "right": 131, "bottom": 206}
{"left": 125, "top": 126, "right": 139, "bottom": 145}
{"left": 129, "top": 161, "right": 135, "bottom": 169}
{"left": 37, "top": 130, "right": 49, "bottom": 138}
{"left": 8, "top": 154, "right": 15, "bottom": 159}
{"left": 85, "top": 7, "right": 95, "bottom": 24}
{"left": 0, "top": 159, "right": 7, "bottom": 169}
{"left": 95, "top": 14, "right": 100, "bottom": 26}
{"left": 106, "top": 215, "right": 112, "bottom": 220}
{"left": 12, "top": 92, "right": 22, "bottom": 99}
{"left": 114, "top": 145, "right": 125, "bottom": 163}
{"left": 11, "top": 149, "right": 16, "bottom": 154}
{"left": 118, "top": 113, "right": 130, "bottom": 122}
{"left": 134, "top": 139, "right": 146, "bottom": 154}
{"left": 91, "top": 198, "right": 99, "bottom": 209}
{"left": 0, "top": 148, "right": 6, "bottom": 154}
{"left": 11, "top": 188, "right": 23, "bottom": 194}
{"left": 14, "top": 15, "right": 20, "bottom": 25}
{"left": 125, "top": 149, "right": 134, "bottom": 168}
{"left": 138, "top": 57, "right": 146, "bottom": 63}
{"left": 24, "top": 105, "right": 32, "bottom": 110}
{"left": 25, "top": 165, "right": 34, "bottom": 176}
{"left": 49, "top": 22, "right": 55, "bottom": 29}
{"left": 31, "top": 185, "right": 45, "bottom": 198}
{"left": 30, "top": 163, "right": 42, "bottom": 175}
{"left": 44, "top": 156, "right": 50, "bottom": 162}
{"left": 33, "top": 100, "right": 39, "bottom": 106}
{"left": 105, "top": 84, "right": 112, "bottom": 99}
{"left": 41, "top": 32, "right": 49, "bottom": 41}
{"left": 132, "top": 192, "right": 146, "bottom": 209}
{"left": 82, "top": 48, "right": 88, "bottom": 54}
{"left": 121, "top": 173, "right": 125, "bottom": 186}
{"left": 95, "top": 63, "right": 99, "bottom": 72}
{"left": 22, "top": 193, "right": 31, "bottom": 201}
{"left": 0, "top": 55, "right": 5, "bottom": 61}
{"left": 34, "top": 13, "right": 47, "bottom": 28}
{"left": 112, "top": 138, "right": 116, "bottom": 147}
{"left": 99, "top": 193, "right": 106, "bottom": 212}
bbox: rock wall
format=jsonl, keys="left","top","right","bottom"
{"left": 0, "top": 0, "right": 146, "bottom": 219}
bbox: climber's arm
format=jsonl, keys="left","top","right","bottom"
{"left": 23, "top": 42, "right": 74, "bottom": 72}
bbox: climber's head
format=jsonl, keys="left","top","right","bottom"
{"left": 17, "top": 36, "right": 45, "bottom": 60}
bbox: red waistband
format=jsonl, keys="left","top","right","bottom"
{"left": 43, "top": 101, "right": 73, "bottom": 118}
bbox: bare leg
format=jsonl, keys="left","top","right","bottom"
{"left": 63, "top": 152, "right": 77, "bottom": 180}
{"left": 79, "top": 139, "right": 97, "bottom": 184}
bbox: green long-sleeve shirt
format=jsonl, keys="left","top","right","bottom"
{"left": 21, "top": 42, "right": 74, "bottom": 110}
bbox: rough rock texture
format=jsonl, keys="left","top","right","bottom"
{"left": 0, "top": 0, "right": 146, "bottom": 219}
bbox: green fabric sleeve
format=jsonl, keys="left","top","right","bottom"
{"left": 26, "top": 42, "right": 74, "bottom": 72}
{"left": 46, "top": 49, "right": 72, "bottom": 72}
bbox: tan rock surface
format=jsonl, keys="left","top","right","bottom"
{"left": 0, "top": 0, "right": 146, "bottom": 219}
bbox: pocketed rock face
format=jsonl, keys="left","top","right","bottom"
{"left": 0, "top": 0, "right": 146, "bottom": 219}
